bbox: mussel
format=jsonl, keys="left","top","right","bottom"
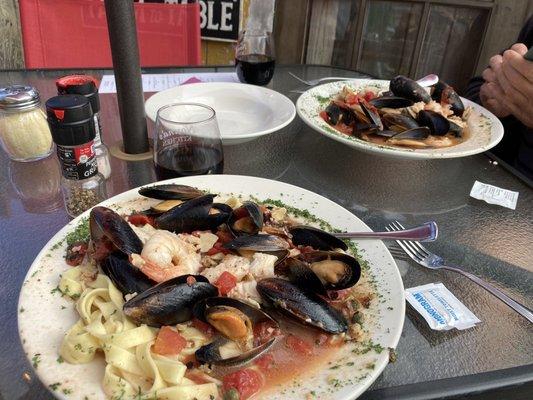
{"left": 279, "top": 251, "right": 361, "bottom": 296}
{"left": 431, "top": 81, "right": 465, "bottom": 117}
{"left": 123, "top": 275, "right": 218, "bottom": 327}
{"left": 193, "top": 297, "right": 279, "bottom": 366}
{"left": 223, "top": 234, "right": 289, "bottom": 252}
{"left": 417, "top": 110, "right": 450, "bottom": 136}
{"left": 382, "top": 113, "right": 419, "bottom": 133}
{"left": 228, "top": 202, "right": 263, "bottom": 236}
{"left": 324, "top": 101, "right": 357, "bottom": 126}
{"left": 257, "top": 278, "right": 348, "bottom": 334}
{"left": 154, "top": 194, "right": 231, "bottom": 233}
{"left": 390, "top": 75, "right": 431, "bottom": 104}
{"left": 369, "top": 96, "right": 414, "bottom": 109}
{"left": 138, "top": 184, "right": 205, "bottom": 200}
{"left": 390, "top": 127, "right": 430, "bottom": 140}
{"left": 359, "top": 100, "right": 383, "bottom": 130}
{"left": 90, "top": 206, "right": 143, "bottom": 262}
{"left": 289, "top": 225, "right": 347, "bottom": 251}
{"left": 101, "top": 253, "right": 155, "bottom": 297}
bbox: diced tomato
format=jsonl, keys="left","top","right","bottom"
{"left": 153, "top": 326, "right": 187, "bottom": 355}
{"left": 345, "top": 92, "right": 360, "bottom": 105}
{"left": 216, "top": 230, "right": 234, "bottom": 244}
{"left": 214, "top": 271, "right": 237, "bottom": 295}
{"left": 363, "top": 91, "right": 376, "bottom": 101}
{"left": 223, "top": 368, "right": 263, "bottom": 400}
{"left": 128, "top": 213, "right": 154, "bottom": 226}
{"left": 315, "top": 333, "right": 329, "bottom": 346}
{"left": 319, "top": 110, "right": 330, "bottom": 123}
{"left": 254, "top": 353, "right": 275, "bottom": 371}
{"left": 253, "top": 321, "right": 280, "bottom": 346}
{"left": 206, "top": 241, "right": 231, "bottom": 256}
{"left": 285, "top": 334, "right": 312, "bottom": 356}
{"left": 191, "top": 318, "right": 214, "bottom": 337}
{"left": 65, "top": 242, "right": 88, "bottom": 266}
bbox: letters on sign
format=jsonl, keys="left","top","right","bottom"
{"left": 137, "top": 0, "right": 243, "bottom": 42}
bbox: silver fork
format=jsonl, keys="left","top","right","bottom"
{"left": 387, "top": 221, "right": 533, "bottom": 323}
{"left": 288, "top": 72, "right": 353, "bottom": 86}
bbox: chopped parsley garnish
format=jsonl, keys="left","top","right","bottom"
{"left": 65, "top": 217, "right": 90, "bottom": 246}
{"left": 31, "top": 353, "right": 41, "bottom": 369}
{"left": 56, "top": 356, "right": 64, "bottom": 364}
{"left": 49, "top": 382, "right": 61, "bottom": 391}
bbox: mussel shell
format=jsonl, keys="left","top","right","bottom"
{"left": 417, "top": 110, "right": 450, "bottom": 136}
{"left": 289, "top": 225, "right": 347, "bottom": 251}
{"left": 154, "top": 194, "right": 230, "bottom": 233}
{"left": 90, "top": 206, "right": 143, "bottom": 261}
{"left": 382, "top": 113, "right": 419, "bottom": 132}
{"left": 299, "top": 251, "right": 361, "bottom": 290}
{"left": 223, "top": 234, "right": 289, "bottom": 252}
{"left": 228, "top": 201, "right": 264, "bottom": 237}
{"left": 391, "top": 127, "right": 430, "bottom": 140}
{"left": 390, "top": 75, "right": 431, "bottom": 104}
{"left": 448, "top": 120, "right": 464, "bottom": 138}
{"left": 138, "top": 184, "right": 205, "bottom": 200}
{"left": 369, "top": 96, "right": 414, "bottom": 109}
{"left": 193, "top": 297, "right": 277, "bottom": 326}
{"left": 101, "top": 253, "right": 155, "bottom": 297}
{"left": 359, "top": 101, "right": 383, "bottom": 130}
{"left": 257, "top": 278, "right": 348, "bottom": 334}
{"left": 325, "top": 102, "right": 357, "bottom": 126}
{"left": 431, "top": 81, "right": 465, "bottom": 117}
{"left": 123, "top": 275, "right": 218, "bottom": 327}
{"left": 195, "top": 337, "right": 276, "bottom": 367}
{"left": 375, "top": 129, "right": 400, "bottom": 138}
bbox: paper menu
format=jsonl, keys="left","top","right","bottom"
{"left": 98, "top": 72, "right": 240, "bottom": 94}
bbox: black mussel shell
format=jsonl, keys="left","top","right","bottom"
{"left": 289, "top": 225, "right": 347, "bottom": 251}
{"left": 90, "top": 206, "right": 143, "bottom": 262}
{"left": 375, "top": 129, "right": 401, "bottom": 138}
{"left": 369, "top": 96, "right": 414, "bottom": 109}
{"left": 257, "top": 278, "right": 348, "bottom": 334}
{"left": 431, "top": 81, "right": 465, "bottom": 117}
{"left": 390, "top": 75, "right": 431, "bottom": 104}
{"left": 276, "top": 257, "right": 328, "bottom": 296}
{"left": 298, "top": 251, "right": 361, "bottom": 291}
{"left": 360, "top": 100, "right": 383, "bottom": 130}
{"left": 193, "top": 297, "right": 277, "bottom": 325}
{"left": 123, "top": 275, "right": 218, "bottom": 327}
{"left": 195, "top": 337, "right": 275, "bottom": 367}
{"left": 417, "top": 110, "right": 450, "bottom": 136}
{"left": 391, "top": 127, "right": 430, "bottom": 140}
{"left": 223, "top": 234, "right": 289, "bottom": 252}
{"left": 325, "top": 102, "right": 357, "bottom": 126}
{"left": 228, "top": 201, "right": 264, "bottom": 237}
{"left": 448, "top": 120, "right": 464, "bottom": 138}
{"left": 154, "top": 194, "right": 230, "bottom": 233}
{"left": 382, "top": 113, "right": 419, "bottom": 132}
{"left": 138, "top": 184, "right": 205, "bottom": 200}
{"left": 101, "top": 253, "right": 155, "bottom": 297}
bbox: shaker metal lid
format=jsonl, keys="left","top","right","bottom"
{"left": 0, "top": 85, "right": 41, "bottom": 110}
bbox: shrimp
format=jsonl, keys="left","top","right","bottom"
{"left": 131, "top": 230, "right": 201, "bottom": 282}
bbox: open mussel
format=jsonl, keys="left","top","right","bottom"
{"left": 289, "top": 225, "right": 347, "bottom": 251}
{"left": 257, "top": 278, "right": 348, "bottom": 334}
{"left": 431, "top": 81, "right": 465, "bottom": 117}
{"left": 138, "top": 184, "right": 205, "bottom": 200}
{"left": 90, "top": 206, "right": 143, "bottom": 262}
{"left": 359, "top": 100, "right": 383, "bottom": 130}
{"left": 224, "top": 234, "right": 289, "bottom": 264}
{"left": 417, "top": 110, "right": 450, "bottom": 136}
{"left": 390, "top": 75, "right": 431, "bottom": 104}
{"left": 279, "top": 251, "right": 361, "bottom": 296}
{"left": 228, "top": 202, "right": 263, "bottom": 236}
{"left": 101, "top": 253, "right": 155, "bottom": 297}
{"left": 123, "top": 274, "right": 217, "bottom": 327}
{"left": 382, "top": 113, "right": 419, "bottom": 133}
{"left": 154, "top": 194, "right": 231, "bottom": 233}
{"left": 193, "top": 297, "right": 279, "bottom": 366}
{"left": 369, "top": 96, "right": 414, "bottom": 109}
{"left": 324, "top": 101, "right": 357, "bottom": 126}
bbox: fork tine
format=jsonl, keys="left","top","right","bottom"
{"left": 393, "top": 221, "right": 406, "bottom": 230}
{"left": 386, "top": 224, "right": 423, "bottom": 262}
{"left": 390, "top": 221, "right": 431, "bottom": 258}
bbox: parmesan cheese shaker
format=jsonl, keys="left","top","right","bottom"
{"left": 0, "top": 85, "right": 53, "bottom": 161}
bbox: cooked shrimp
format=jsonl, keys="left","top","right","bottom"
{"left": 131, "top": 230, "right": 201, "bottom": 282}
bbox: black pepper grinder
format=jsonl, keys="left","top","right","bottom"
{"left": 46, "top": 95, "right": 107, "bottom": 218}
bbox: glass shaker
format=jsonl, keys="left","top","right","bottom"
{"left": 0, "top": 85, "right": 53, "bottom": 161}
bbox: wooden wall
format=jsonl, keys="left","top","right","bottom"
{"left": 0, "top": 0, "right": 24, "bottom": 69}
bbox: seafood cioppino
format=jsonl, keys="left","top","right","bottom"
{"left": 58, "top": 184, "right": 379, "bottom": 400}
{"left": 319, "top": 75, "right": 471, "bottom": 149}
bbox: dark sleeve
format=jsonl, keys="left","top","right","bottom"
{"left": 463, "top": 14, "right": 533, "bottom": 103}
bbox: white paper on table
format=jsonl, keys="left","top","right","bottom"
{"left": 98, "top": 72, "right": 240, "bottom": 94}
{"left": 469, "top": 180, "right": 519, "bottom": 210}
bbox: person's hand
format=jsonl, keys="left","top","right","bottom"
{"left": 496, "top": 43, "right": 533, "bottom": 127}
{"left": 480, "top": 54, "right": 511, "bottom": 117}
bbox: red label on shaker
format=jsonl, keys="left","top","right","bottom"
{"left": 57, "top": 141, "right": 98, "bottom": 180}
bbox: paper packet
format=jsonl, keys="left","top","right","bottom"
{"left": 405, "top": 283, "right": 481, "bottom": 331}
{"left": 470, "top": 180, "right": 519, "bottom": 210}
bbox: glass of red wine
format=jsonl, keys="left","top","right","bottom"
{"left": 235, "top": 31, "right": 275, "bottom": 86}
{"left": 154, "top": 103, "right": 224, "bottom": 180}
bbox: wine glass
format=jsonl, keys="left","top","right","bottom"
{"left": 235, "top": 31, "right": 276, "bottom": 86}
{"left": 153, "top": 103, "right": 224, "bottom": 180}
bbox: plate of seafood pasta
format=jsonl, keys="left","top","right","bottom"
{"left": 296, "top": 76, "right": 504, "bottom": 159}
{"left": 18, "top": 175, "right": 404, "bottom": 400}
{"left": 145, "top": 83, "right": 296, "bottom": 145}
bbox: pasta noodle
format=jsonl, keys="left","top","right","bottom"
{"left": 59, "top": 268, "right": 218, "bottom": 400}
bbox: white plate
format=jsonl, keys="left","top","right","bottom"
{"left": 145, "top": 83, "right": 296, "bottom": 145}
{"left": 18, "top": 175, "right": 405, "bottom": 400}
{"left": 296, "top": 79, "right": 504, "bottom": 159}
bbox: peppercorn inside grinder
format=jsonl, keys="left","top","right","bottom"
{"left": 46, "top": 95, "right": 107, "bottom": 218}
